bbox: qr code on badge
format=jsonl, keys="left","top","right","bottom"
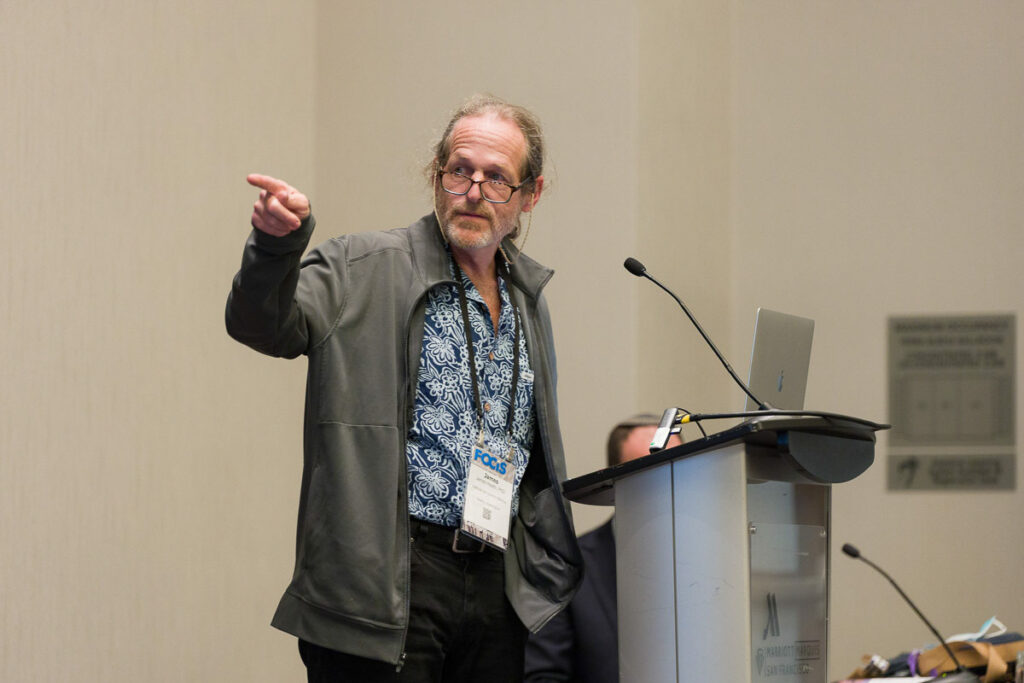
{"left": 483, "top": 509, "right": 492, "bottom": 520}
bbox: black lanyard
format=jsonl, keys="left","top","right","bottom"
{"left": 451, "top": 258, "right": 521, "bottom": 458}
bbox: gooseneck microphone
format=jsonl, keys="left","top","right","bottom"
{"left": 841, "top": 543, "right": 980, "bottom": 682}
{"left": 623, "top": 257, "right": 771, "bottom": 411}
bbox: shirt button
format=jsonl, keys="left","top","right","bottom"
{"left": 484, "top": 402, "right": 492, "bottom": 412}
{"left": 488, "top": 352, "right": 495, "bottom": 361}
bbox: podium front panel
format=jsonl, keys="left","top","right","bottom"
{"left": 616, "top": 443, "right": 752, "bottom": 682}
{"left": 748, "top": 481, "right": 829, "bottom": 683}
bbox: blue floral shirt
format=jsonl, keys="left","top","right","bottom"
{"left": 406, "top": 260, "right": 535, "bottom": 527}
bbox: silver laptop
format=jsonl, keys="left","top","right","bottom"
{"left": 743, "top": 308, "right": 815, "bottom": 411}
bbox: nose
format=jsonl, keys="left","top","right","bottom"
{"left": 464, "top": 175, "right": 485, "bottom": 202}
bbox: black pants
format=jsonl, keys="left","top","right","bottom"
{"left": 299, "top": 519, "right": 527, "bottom": 682}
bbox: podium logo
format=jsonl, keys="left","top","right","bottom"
{"left": 762, "top": 592, "right": 780, "bottom": 640}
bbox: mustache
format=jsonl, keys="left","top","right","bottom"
{"left": 451, "top": 205, "right": 492, "bottom": 219}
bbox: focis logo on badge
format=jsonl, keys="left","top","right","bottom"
{"left": 474, "top": 449, "right": 507, "bottom": 475}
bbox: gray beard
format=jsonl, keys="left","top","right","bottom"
{"left": 441, "top": 215, "right": 517, "bottom": 251}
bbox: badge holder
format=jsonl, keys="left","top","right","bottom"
{"left": 460, "top": 441, "right": 516, "bottom": 551}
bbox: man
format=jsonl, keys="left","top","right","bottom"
{"left": 226, "top": 95, "right": 582, "bottom": 682}
{"left": 523, "top": 415, "right": 683, "bottom": 683}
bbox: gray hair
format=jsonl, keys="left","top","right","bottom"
{"left": 429, "top": 94, "right": 545, "bottom": 193}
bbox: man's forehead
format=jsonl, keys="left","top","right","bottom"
{"left": 625, "top": 424, "right": 659, "bottom": 441}
{"left": 622, "top": 423, "right": 678, "bottom": 458}
{"left": 447, "top": 114, "right": 527, "bottom": 168}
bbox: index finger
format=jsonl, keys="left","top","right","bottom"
{"left": 247, "top": 173, "right": 290, "bottom": 195}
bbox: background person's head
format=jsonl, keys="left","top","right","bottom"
{"left": 605, "top": 414, "right": 684, "bottom": 468}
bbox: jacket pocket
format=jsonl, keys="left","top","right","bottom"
{"left": 516, "top": 484, "right": 581, "bottom": 604}
{"left": 294, "top": 422, "right": 406, "bottom": 627}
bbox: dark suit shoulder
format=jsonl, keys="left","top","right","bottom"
{"left": 577, "top": 519, "right": 615, "bottom": 553}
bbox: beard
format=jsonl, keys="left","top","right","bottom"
{"left": 436, "top": 192, "right": 520, "bottom": 251}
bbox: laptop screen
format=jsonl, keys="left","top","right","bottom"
{"left": 743, "top": 308, "right": 815, "bottom": 412}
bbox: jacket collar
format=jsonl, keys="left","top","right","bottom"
{"left": 408, "top": 213, "right": 554, "bottom": 300}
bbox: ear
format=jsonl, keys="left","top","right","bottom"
{"left": 521, "top": 175, "right": 544, "bottom": 212}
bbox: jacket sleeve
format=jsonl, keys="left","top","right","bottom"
{"left": 225, "top": 215, "right": 347, "bottom": 359}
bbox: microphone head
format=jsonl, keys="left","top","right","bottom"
{"left": 624, "top": 257, "right": 646, "bottom": 276}
{"left": 841, "top": 543, "right": 860, "bottom": 559}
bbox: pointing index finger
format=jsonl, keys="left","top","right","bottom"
{"left": 247, "top": 173, "right": 289, "bottom": 196}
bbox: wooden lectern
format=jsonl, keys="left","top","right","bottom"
{"left": 562, "top": 415, "right": 883, "bottom": 683}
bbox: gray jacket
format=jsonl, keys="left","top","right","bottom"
{"left": 225, "top": 213, "right": 582, "bottom": 665}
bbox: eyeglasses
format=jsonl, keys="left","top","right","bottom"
{"left": 437, "top": 170, "right": 530, "bottom": 204}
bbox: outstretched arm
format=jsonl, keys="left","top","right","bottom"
{"left": 226, "top": 173, "right": 321, "bottom": 358}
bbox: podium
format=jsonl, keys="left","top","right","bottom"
{"left": 562, "top": 415, "right": 884, "bottom": 683}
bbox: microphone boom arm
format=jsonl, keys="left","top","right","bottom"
{"left": 843, "top": 544, "right": 974, "bottom": 678}
{"left": 625, "top": 257, "right": 771, "bottom": 411}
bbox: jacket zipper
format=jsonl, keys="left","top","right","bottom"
{"left": 395, "top": 284, "right": 440, "bottom": 672}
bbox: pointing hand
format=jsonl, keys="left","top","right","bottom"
{"left": 246, "top": 173, "right": 311, "bottom": 237}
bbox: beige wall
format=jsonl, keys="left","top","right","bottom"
{"left": 1, "top": 2, "right": 316, "bottom": 680}
{"left": 2, "top": 0, "right": 1021, "bottom": 681}
{"left": 637, "top": 0, "right": 734, "bottom": 423}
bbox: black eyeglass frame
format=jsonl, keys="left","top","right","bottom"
{"left": 436, "top": 170, "right": 532, "bottom": 204}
